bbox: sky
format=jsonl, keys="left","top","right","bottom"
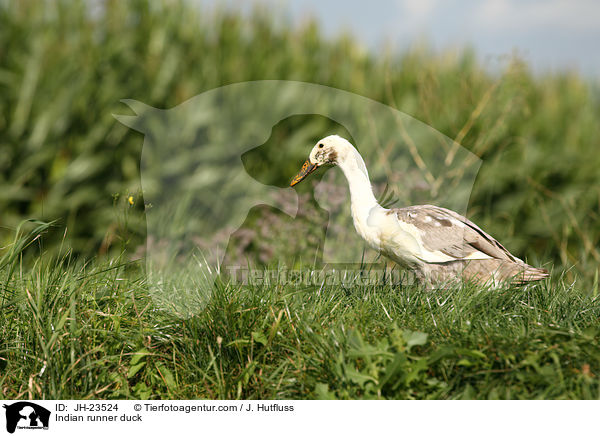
{"left": 205, "top": 0, "right": 600, "bottom": 76}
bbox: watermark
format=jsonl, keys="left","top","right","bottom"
{"left": 225, "top": 266, "right": 418, "bottom": 287}
{"left": 2, "top": 402, "right": 51, "bottom": 434}
{"left": 2, "top": 400, "right": 595, "bottom": 435}
{"left": 115, "top": 80, "right": 480, "bottom": 316}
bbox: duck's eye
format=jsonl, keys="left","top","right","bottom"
{"left": 318, "top": 143, "right": 324, "bottom": 148}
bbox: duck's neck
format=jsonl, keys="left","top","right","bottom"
{"left": 337, "top": 150, "right": 382, "bottom": 228}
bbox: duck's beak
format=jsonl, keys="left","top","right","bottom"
{"left": 290, "top": 160, "right": 319, "bottom": 187}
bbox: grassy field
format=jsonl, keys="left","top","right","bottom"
{"left": 1, "top": 1, "right": 600, "bottom": 400}
{"left": 1, "top": 223, "right": 599, "bottom": 400}
{"left": 1, "top": 0, "right": 599, "bottom": 284}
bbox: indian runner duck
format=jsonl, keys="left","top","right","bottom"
{"left": 290, "top": 135, "right": 549, "bottom": 287}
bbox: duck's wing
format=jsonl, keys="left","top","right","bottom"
{"left": 389, "top": 205, "right": 522, "bottom": 263}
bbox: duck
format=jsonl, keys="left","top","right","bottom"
{"left": 290, "top": 135, "right": 549, "bottom": 287}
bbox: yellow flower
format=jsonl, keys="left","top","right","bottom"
{"left": 128, "top": 196, "right": 134, "bottom": 206}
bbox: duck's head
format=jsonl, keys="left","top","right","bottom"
{"left": 290, "top": 135, "right": 353, "bottom": 187}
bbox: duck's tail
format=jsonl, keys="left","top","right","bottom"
{"left": 514, "top": 265, "right": 549, "bottom": 284}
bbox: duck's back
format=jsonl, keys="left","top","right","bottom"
{"left": 382, "top": 205, "right": 548, "bottom": 286}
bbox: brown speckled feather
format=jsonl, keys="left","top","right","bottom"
{"left": 388, "top": 205, "right": 548, "bottom": 286}
{"left": 391, "top": 205, "right": 518, "bottom": 261}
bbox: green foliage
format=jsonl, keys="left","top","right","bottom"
{"left": 0, "top": 0, "right": 598, "bottom": 286}
{"left": 313, "top": 327, "right": 444, "bottom": 399}
{"left": 1, "top": 1, "right": 599, "bottom": 400}
{"left": 1, "top": 224, "right": 599, "bottom": 399}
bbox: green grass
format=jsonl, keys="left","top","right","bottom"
{"left": 1, "top": 0, "right": 600, "bottom": 400}
{"left": 2, "top": 226, "right": 599, "bottom": 400}
{"left": 1, "top": 0, "right": 599, "bottom": 289}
